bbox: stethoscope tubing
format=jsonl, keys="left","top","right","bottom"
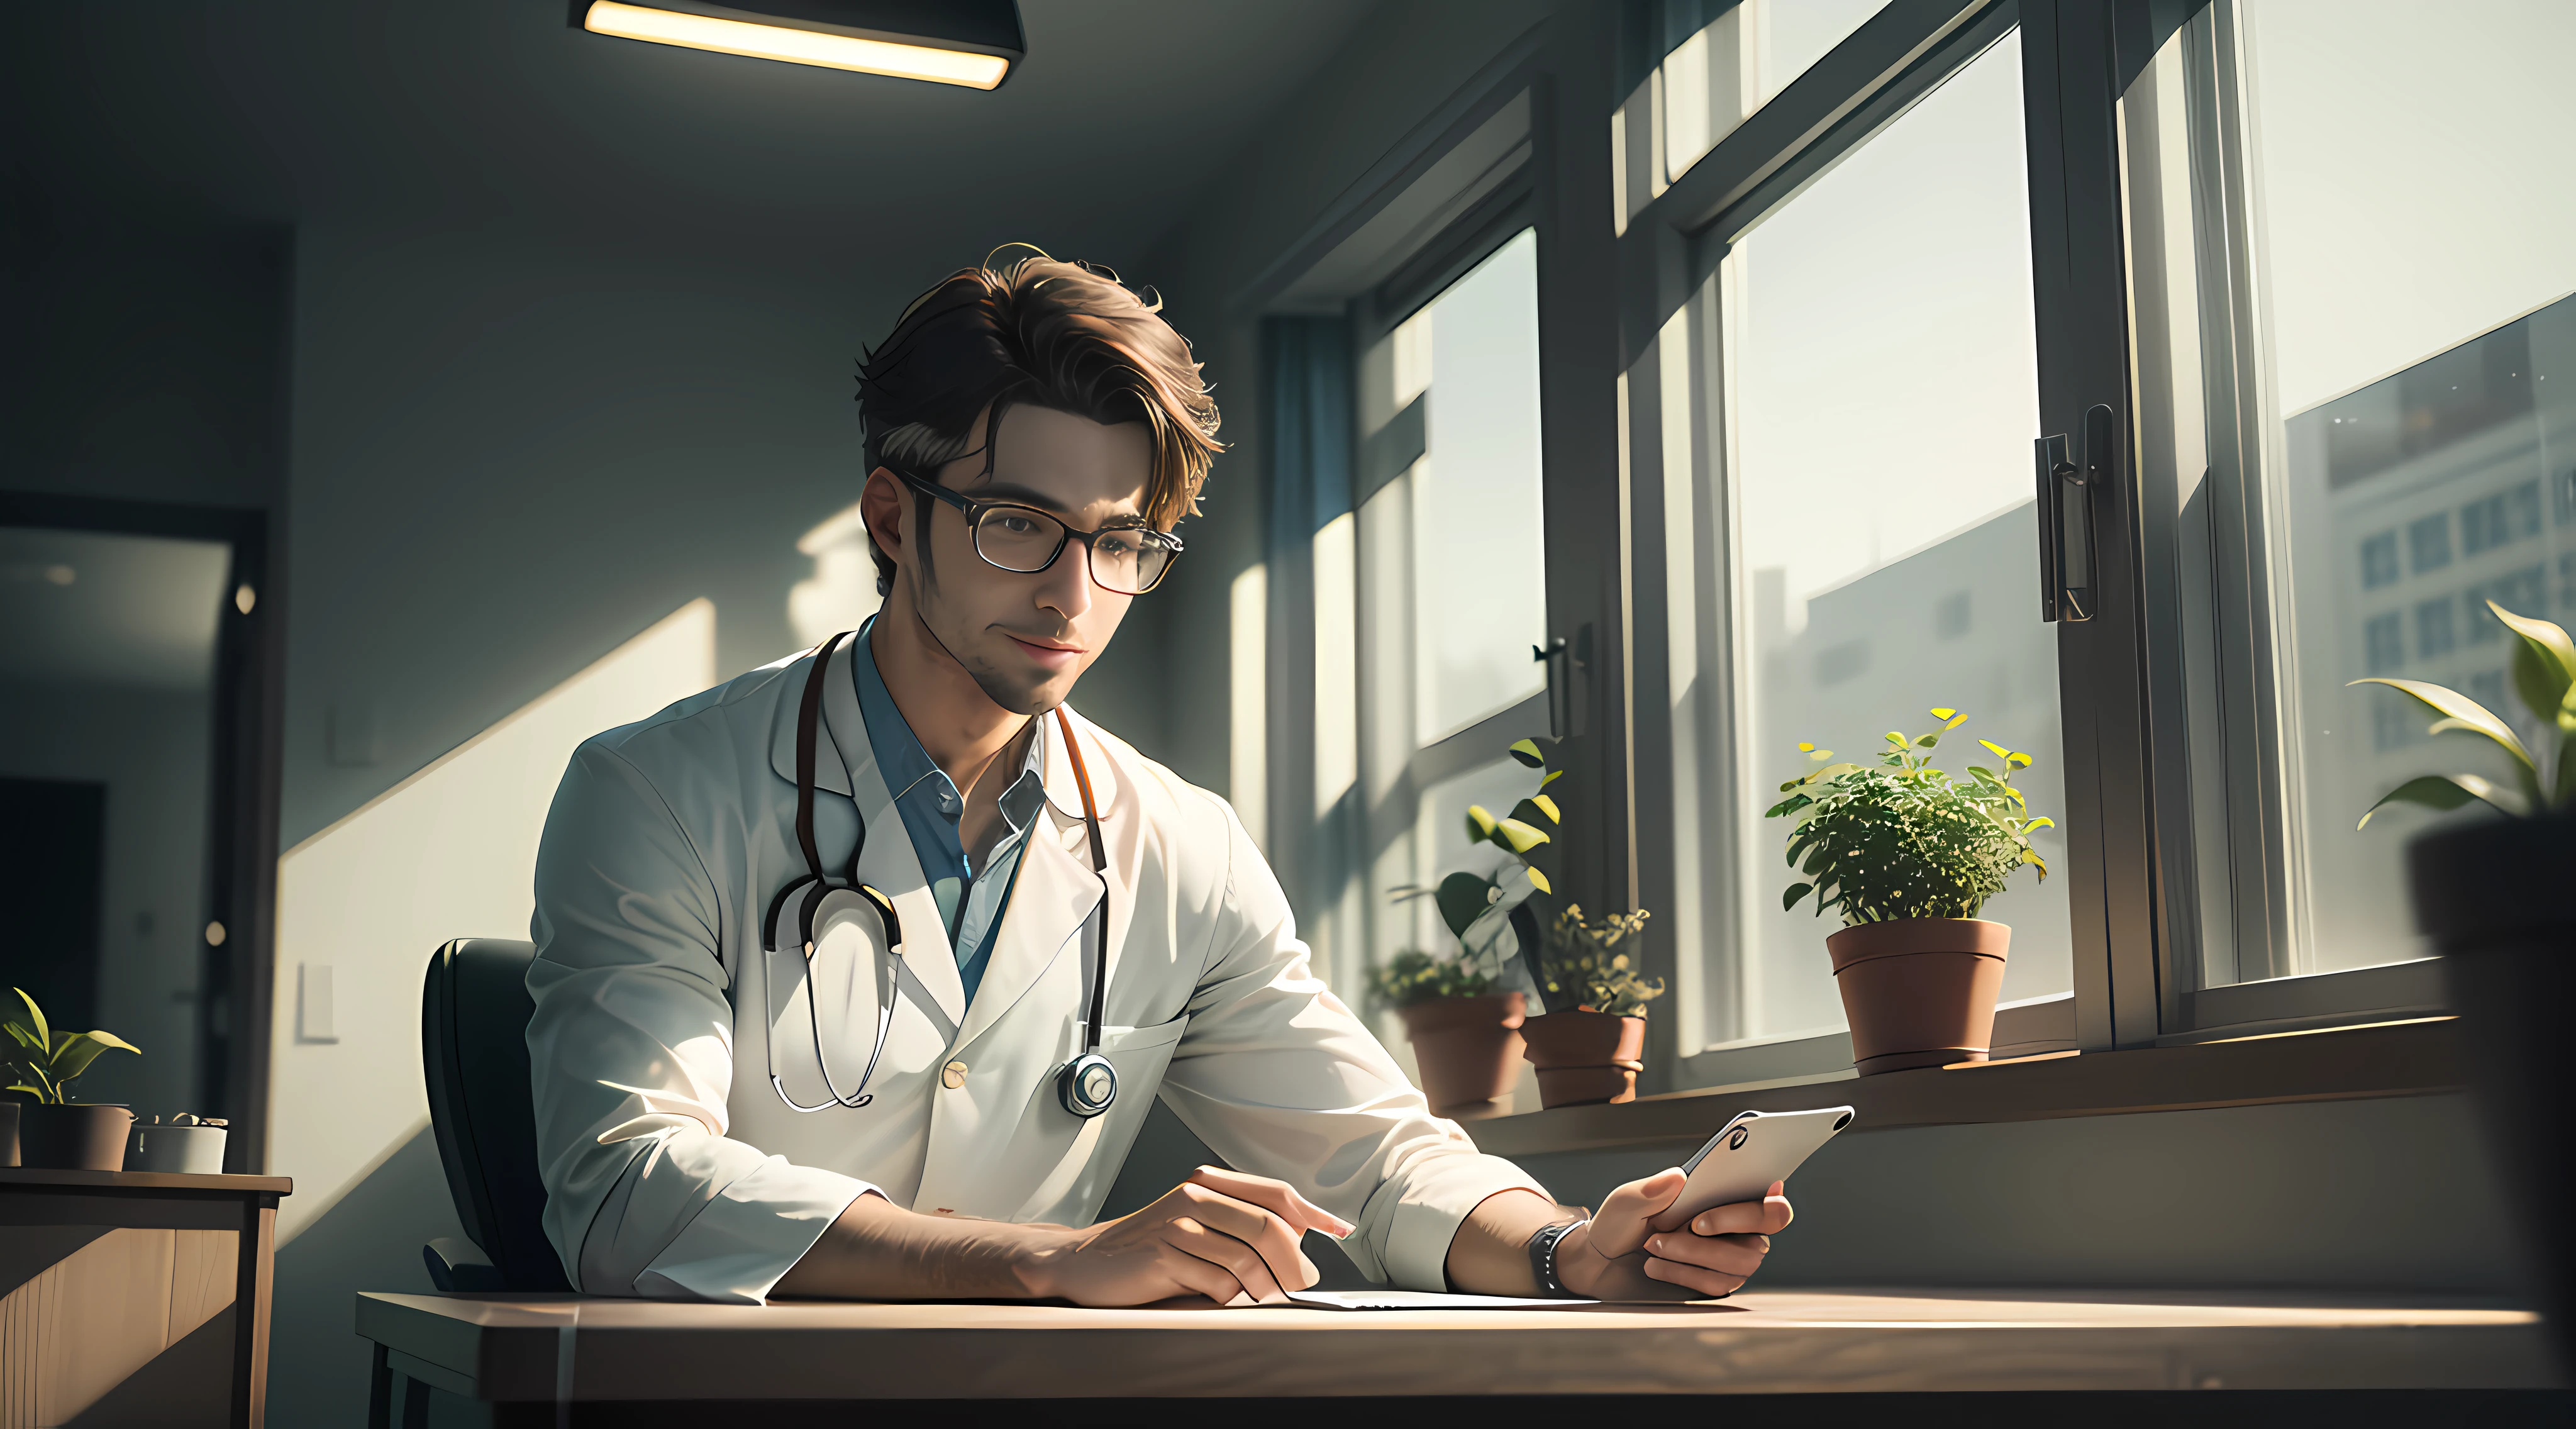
{"left": 763, "top": 629, "right": 1112, "bottom": 1117}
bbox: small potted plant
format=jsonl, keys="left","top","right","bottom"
{"left": 1518, "top": 903, "right": 1665, "bottom": 1106}
{"left": 2355, "top": 601, "right": 2575, "bottom": 1370}
{"left": 1419, "top": 736, "right": 1665, "bottom": 1108}
{"left": 1365, "top": 949, "right": 1524, "bottom": 1120}
{"left": 4, "top": 987, "right": 141, "bottom": 1170}
{"left": 1767, "top": 708, "right": 2052, "bottom": 1074}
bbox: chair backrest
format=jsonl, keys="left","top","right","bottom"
{"left": 421, "top": 938, "right": 572, "bottom": 1291}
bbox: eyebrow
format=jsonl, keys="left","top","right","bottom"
{"left": 965, "top": 480, "right": 1151, "bottom": 526}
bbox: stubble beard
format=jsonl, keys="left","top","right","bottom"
{"left": 909, "top": 553, "right": 1064, "bottom": 718}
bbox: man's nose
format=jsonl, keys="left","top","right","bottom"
{"left": 1034, "top": 541, "right": 1096, "bottom": 621}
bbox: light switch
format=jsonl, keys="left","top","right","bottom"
{"left": 299, "top": 963, "right": 339, "bottom": 1043}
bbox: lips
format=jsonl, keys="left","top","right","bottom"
{"left": 1007, "top": 634, "right": 1084, "bottom": 666}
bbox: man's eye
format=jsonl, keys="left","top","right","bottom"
{"left": 1097, "top": 532, "right": 1146, "bottom": 558}
{"left": 993, "top": 514, "right": 1043, "bottom": 537}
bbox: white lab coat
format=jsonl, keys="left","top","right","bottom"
{"left": 525, "top": 638, "right": 1542, "bottom": 1303}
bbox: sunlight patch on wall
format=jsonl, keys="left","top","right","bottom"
{"left": 789, "top": 501, "right": 884, "bottom": 646}
{"left": 1228, "top": 562, "right": 1267, "bottom": 851}
{"left": 268, "top": 600, "right": 716, "bottom": 1243}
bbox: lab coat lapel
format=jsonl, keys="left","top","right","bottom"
{"left": 770, "top": 632, "right": 965, "bottom": 1029}
{"left": 952, "top": 820, "right": 1099, "bottom": 1052}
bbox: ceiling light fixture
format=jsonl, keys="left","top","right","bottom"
{"left": 573, "top": 1, "right": 1023, "bottom": 91}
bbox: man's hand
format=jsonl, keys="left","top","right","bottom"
{"left": 1555, "top": 1170, "right": 1792, "bottom": 1301}
{"left": 1016, "top": 1166, "right": 1355, "bottom": 1306}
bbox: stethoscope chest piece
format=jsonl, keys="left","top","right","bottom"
{"left": 1057, "top": 1052, "right": 1117, "bottom": 1119}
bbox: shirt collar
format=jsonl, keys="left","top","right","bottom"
{"left": 853, "top": 617, "right": 1047, "bottom": 838}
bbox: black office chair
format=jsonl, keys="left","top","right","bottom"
{"left": 419, "top": 938, "right": 572, "bottom": 1293}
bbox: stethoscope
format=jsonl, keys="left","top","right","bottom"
{"left": 760, "top": 630, "right": 1120, "bottom": 1120}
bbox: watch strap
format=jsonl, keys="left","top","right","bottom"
{"left": 1527, "top": 1218, "right": 1586, "bottom": 1298}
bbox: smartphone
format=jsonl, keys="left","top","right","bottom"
{"left": 1664, "top": 1105, "right": 1855, "bottom": 1227}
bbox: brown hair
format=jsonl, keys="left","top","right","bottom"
{"left": 856, "top": 252, "right": 1223, "bottom": 592}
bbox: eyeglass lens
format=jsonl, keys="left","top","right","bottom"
{"left": 971, "top": 506, "right": 1172, "bottom": 594}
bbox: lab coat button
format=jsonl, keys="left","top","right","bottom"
{"left": 941, "top": 1060, "right": 969, "bottom": 1089}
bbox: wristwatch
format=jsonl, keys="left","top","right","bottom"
{"left": 1527, "top": 1217, "right": 1587, "bottom": 1298}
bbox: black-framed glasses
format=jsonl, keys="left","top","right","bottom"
{"left": 901, "top": 473, "right": 1184, "bottom": 595}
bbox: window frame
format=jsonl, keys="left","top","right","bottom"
{"left": 1614, "top": 0, "right": 2458, "bottom": 1101}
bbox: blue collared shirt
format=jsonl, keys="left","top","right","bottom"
{"left": 851, "top": 621, "right": 1046, "bottom": 1005}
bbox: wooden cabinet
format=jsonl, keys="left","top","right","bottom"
{"left": 0, "top": 1169, "right": 289, "bottom": 1429}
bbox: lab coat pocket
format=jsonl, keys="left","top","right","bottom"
{"left": 1004, "top": 1013, "right": 1190, "bottom": 1225}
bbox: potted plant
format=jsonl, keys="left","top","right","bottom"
{"left": 1416, "top": 736, "right": 1665, "bottom": 1108}
{"left": 1365, "top": 949, "right": 1524, "bottom": 1120}
{"left": 2355, "top": 600, "right": 2575, "bottom": 1371}
{"left": 4, "top": 987, "right": 141, "bottom": 1170}
{"left": 1518, "top": 903, "right": 1665, "bottom": 1106}
{"left": 1767, "top": 708, "right": 2053, "bottom": 1074}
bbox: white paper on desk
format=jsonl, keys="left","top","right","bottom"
{"left": 1269, "top": 1289, "right": 1596, "bottom": 1310}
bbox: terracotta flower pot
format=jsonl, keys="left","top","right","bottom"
{"left": 1519, "top": 1009, "right": 1646, "bottom": 1108}
{"left": 16, "top": 1104, "right": 133, "bottom": 1171}
{"left": 1826, "top": 918, "right": 2009, "bottom": 1074}
{"left": 1396, "top": 993, "right": 1526, "bottom": 1119}
{"left": 2409, "top": 813, "right": 2575, "bottom": 1376}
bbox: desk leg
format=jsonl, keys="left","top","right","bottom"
{"left": 231, "top": 1198, "right": 275, "bottom": 1429}
{"left": 369, "top": 1344, "right": 393, "bottom": 1429}
{"left": 401, "top": 1374, "right": 431, "bottom": 1429}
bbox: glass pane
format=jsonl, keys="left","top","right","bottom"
{"left": 0, "top": 526, "right": 230, "bottom": 1119}
{"left": 1670, "top": 30, "right": 2070, "bottom": 1050}
{"left": 2126, "top": 1, "right": 2576, "bottom": 991}
{"left": 1409, "top": 228, "right": 1547, "bottom": 745}
{"left": 1662, "top": 0, "right": 1890, "bottom": 184}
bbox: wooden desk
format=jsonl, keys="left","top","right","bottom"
{"left": 0, "top": 1167, "right": 291, "bottom": 1429}
{"left": 357, "top": 1287, "right": 2564, "bottom": 1427}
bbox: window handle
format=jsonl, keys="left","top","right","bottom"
{"left": 2035, "top": 404, "right": 2111, "bottom": 623}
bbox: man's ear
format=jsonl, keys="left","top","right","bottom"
{"left": 860, "top": 465, "right": 908, "bottom": 568}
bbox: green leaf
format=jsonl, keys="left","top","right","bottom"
{"left": 2490, "top": 602, "right": 2576, "bottom": 729}
{"left": 47, "top": 1030, "right": 136, "bottom": 1084}
{"left": 13, "top": 989, "right": 48, "bottom": 1055}
{"left": 1783, "top": 882, "right": 1813, "bottom": 911}
{"left": 1463, "top": 804, "right": 1498, "bottom": 843}
{"left": 4, "top": 1021, "right": 43, "bottom": 1055}
{"left": 1493, "top": 818, "right": 1552, "bottom": 854}
{"left": 1435, "top": 872, "right": 1500, "bottom": 943}
{"left": 2351, "top": 678, "right": 2538, "bottom": 780}
{"left": 1525, "top": 794, "right": 1561, "bottom": 824}
{"left": 2357, "top": 772, "right": 2522, "bottom": 828}
{"left": 1538, "top": 769, "right": 1563, "bottom": 789}
{"left": 1507, "top": 738, "right": 1546, "bottom": 769}
{"left": 1915, "top": 733, "right": 1941, "bottom": 748}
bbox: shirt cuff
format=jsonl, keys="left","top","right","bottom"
{"left": 1374, "top": 1152, "right": 1551, "bottom": 1292}
{"left": 631, "top": 1156, "right": 877, "bottom": 1304}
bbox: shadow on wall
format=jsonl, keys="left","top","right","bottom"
{"left": 1514, "top": 1093, "right": 2516, "bottom": 1294}
{"left": 264, "top": 1126, "right": 462, "bottom": 1429}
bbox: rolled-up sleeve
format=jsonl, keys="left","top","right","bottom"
{"left": 526, "top": 742, "right": 875, "bottom": 1303}
{"left": 1152, "top": 796, "right": 1546, "bottom": 1291}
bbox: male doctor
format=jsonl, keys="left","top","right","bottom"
{"left": 526, "top": 254, "right": 1793, "bottom": 1306}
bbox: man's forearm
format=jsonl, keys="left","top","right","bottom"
{"left": 1443, "top": 1188, "right": 1580, "bottom": 1295}
{"left": 770, "top": 1192, "right": 1048, "bottom": 1300}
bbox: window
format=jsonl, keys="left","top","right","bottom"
{"left": 1354, "top": 231, "right": 1551, "bottom": 989}
{"left": 2412, "top": 597, "right": 2454, "bottom": 660}
{"left": 2362, "top": 613, "right": 2402, "bottom": 674}
{"left": 1651, "top": 26, "right": 2067, "bottom": 1068}
{"left": 2358, "top": 531, "right": 2398, "bottom": 589}
{"left": 1614, "top": 1, "right": 1891, "bottom": 231}
{"left": 2116, "top": 0, "right": 2576, "bottom": 1020}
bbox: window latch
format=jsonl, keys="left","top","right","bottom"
{"left": 2035, "top": 403, "right": 2112, "bottom": 623}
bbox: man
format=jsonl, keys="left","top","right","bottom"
{"left": 526, "top": 254, "right": 1791, "bottom": 1305}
